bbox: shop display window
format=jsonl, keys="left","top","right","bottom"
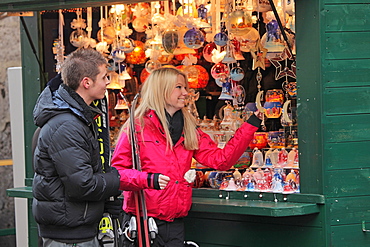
{"left": 41, "top": 0, "right": 298, "bottom": 195}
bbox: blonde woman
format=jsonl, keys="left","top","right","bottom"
{"left": 112, "top": 67, "right": 262, "bottom": 246}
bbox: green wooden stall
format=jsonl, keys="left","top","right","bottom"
{"left": 3, "top": 0, "right": 370, "bottom": 246}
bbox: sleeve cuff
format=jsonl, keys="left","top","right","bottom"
{"left": 246, "top": 114, "right": 262, "bottom": 128}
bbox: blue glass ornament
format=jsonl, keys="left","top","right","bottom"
{"left": 183, "top": 28, "right": 205, "bottom": 49}
{"left": 214, "top": 32, "right": 228, "bottom": 47}
{"left": 197, "top": 4, "right": 208, "bottom": 20}
{"left": 230, "top": 66, "right": 245, "bottom": 81}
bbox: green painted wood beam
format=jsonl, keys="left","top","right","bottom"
{"left": 0, "top": 0, "right": 159, "bottom": 12}
{"left": 191, "top": 197, "right": 320, "bottom": 217}
{"left": 7, "top": 187, "right": 33, "bottom": 199}
{"left": 0, "top": 228, "right": 16, "bottom": 236}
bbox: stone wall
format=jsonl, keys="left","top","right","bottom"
{"left": 0, "top": 13, "right": 21, "bottom": 247}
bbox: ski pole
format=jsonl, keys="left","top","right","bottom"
{"left": 121, "top": 93, "right": 150, "bottom": 246}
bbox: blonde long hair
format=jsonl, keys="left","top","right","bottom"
{"left": 135, "top": 67, "right": 199, "bottom": 150}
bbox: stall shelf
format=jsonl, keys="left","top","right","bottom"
{"left": 3, "top": 0, "right": 370, "bottom": 246}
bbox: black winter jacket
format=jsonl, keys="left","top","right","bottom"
{"left": 32, "top": 83, "right": 120, "bottom": 241}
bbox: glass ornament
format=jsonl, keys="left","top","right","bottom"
{"left": 117, "top": 38, "right": 135, "bottom": 53}
{"left": 211, "top": 62, "right": 229, "bottom": 79}
{"left": 183, "top": 65, "right": 199, "bottom": 85}
{"left": 194, "top": 65, "right": 209, "bottom": 88}
{"left": 162, "top": 29, "right": 179, "bottom": 54}
{"left": 230, "top": 66, "right": 245, "bottom": 81}
{"left": 197, "top": 4, "right": 208, "bottom": 20}
{"left": 214, "top": 32, "right": 229, "bottom": 47}
{"left": 183, "top": 28, "right": 205, "bottom": 49}
{"left": 132, "top": 17, "right": 149, "bottom": 33}
{"left": 239, "top": 27, "right": 260, "bottom": 52}
{"left": 140, "top": 68, "right": 151, "bottom": 83}
{"left": 70, "top": 29, "right": 88, "bottom": 48}
{"left": 111, "top": 49, "right": 126, "bottom": 63}
{"left": 202, "top": 42, "right": 217, "bottom": 63}
{"left": 145, "top": 60, "right": 161, "bottom": 73}
{"left": 249, "top": 132, "right": 268, "bottom": 150}
{"left": 228, "top": 10, "right": 253, "bottom": 36}
{"left": 125, "top": 40, "right": 147, "bottom": 65}
{"left": 97, "top": 26, "right": 116, "bottom": 45}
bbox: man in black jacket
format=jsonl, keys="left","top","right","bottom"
{"left": 32, "top": 48, "right": 121, "bottom": 246}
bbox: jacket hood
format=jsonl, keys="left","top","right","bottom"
{"left": 33, "top": 83, "right": 101, "bottom": 128}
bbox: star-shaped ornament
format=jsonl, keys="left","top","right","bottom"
{"left": 270, "top": 47, "right": 296, "bottom": 80}
{"left": 250, "top": 40, "right": 268, "bottom": 70}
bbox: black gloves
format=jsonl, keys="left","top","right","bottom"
{"left": 147, "top": 173, "right": 161, "bottom": 190}
{"left": 105, "top": 197, "right": 122, "bottom": 219}
{"left": 110, "top": 166, "right": 120, "bottom": 179}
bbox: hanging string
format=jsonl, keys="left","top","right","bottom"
{"left": 100, "top": 6, "right": 104, "bottom": 43}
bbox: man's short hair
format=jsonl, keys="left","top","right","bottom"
{"left": 61, "top": 48, "right": 108, "bottom": 90}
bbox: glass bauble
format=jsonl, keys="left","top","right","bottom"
{"left": 214, "top": 32, "right": 228, "bottom": 47}
{"left": 162, "top": 29, "right": 179, "bottom": 54}
{"left": 230, "top": 66, "right": 245, "bottom": 81}
{"left": 125, "top": 40, "right": 147, "bottom": 65}
{"left": 117, "top": 38, "right": 135, "bottom": 53}
{"left": 111, "top": 49, "right": 126, "bottom": 63}
{"left": 183, "top": 28, "right": 205, "bottom": 49}
{"left": 145, "top": 60, "right": 161, "bottom": 73}
{"left": 211, "top": 62, "right": 229, "bottom": 79}
{"left": 202, "top": 42, "right": 216, "bottom": 63}
{"left": 70, "top": 29, "right": 88, "bottom": 48}
{"left": 228, "top": 10, "right": 253, "bottom": 36}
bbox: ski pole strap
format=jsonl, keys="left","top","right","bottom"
{"left": 147, "top": 173, "right": 161, "bottom": 190}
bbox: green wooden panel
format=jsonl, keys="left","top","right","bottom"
{"left": 325, "top": 0, "right": 370, "bottom": 4}
{"left": 326, "top": 169, "right": 370, "bottom": 197}
{"left": 184, "top": 214, "right": 324, "bottom": 247}
{"left": 323, "top": 87, "right": 370, "bottom": 115}
{"left": 193, "top": 188, "right": 325, "bottom": 204}
{"left": 328, "top": 196, "right": 370, "bottom": 225}
{"left": 325, "top": 32, "right": 370, "bottom": 60}
{"left": 295, "top": 0, "right": 323, "bottom": 195}
{"left": 325, "top": 141, "right": 370, "bottom": 170}
{"left": 7, "top": 186, "right": 33, "bottom": 199}
{"left": 322, "top": 59, "right": 370, "bottom": 88}
{"left": 323, "top": 115, "right": 370, "bottom": 143}
{"left": 191, "top": 197, "right": 320, "bottom": 217}
{"left": 324, "top": 4, "right": 370, "bottom": 32}
{"left": 21, "top": 15, "right": 41, "bottom": 181}
{"left": 0, "top": 0, "right": 153, "bottom": 11}
{"left": 331, "top": 224, "right": 370, "bottom": 247}
{"left": 188, "top": 209, "right": 324, "bottom": 228}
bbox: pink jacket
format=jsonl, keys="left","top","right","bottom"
{"left": 111, "top": 110, "right": 259, "bottom": 222}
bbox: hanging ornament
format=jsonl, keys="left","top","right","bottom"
{"left": 125, "top": 40, "right": 147, "bottom": 64}
{"left": 219, "top": 78, "right": 233, "bottom": 100}
{"left": 173, "top": 26, "right": 196, "bottom": 55}
{"left": 231, "top": 39, "right": 245, "bottom": 60}
{"left": 202, "top": 42, "right": 216, "bottom": 63}
{"left": 228, "top": 9, "right": 253, "bottom": 36}
{"left": 230, "top": 66, "right": 245, "bottom": 82}
{"left": 197, "top": 4, "right": 208, "bottom": 20}
{"left": 145, "top": 59, "right": 162, "bottom": 73}
{"left": 270, "top": 47, "right": 296, "bottom": 80}
{"left": 70, "top": 9, "right": 88, "bottom": 48}
{"left": 182, "top": 65, "right": 209, "bottom": 89}
{"left": 162, "top": 29, "right": 179, "bottom": 54}
{"left": 250, "top": 40, "right": 268, "bottom": 70}
{"left": 111, "top": 49, "right": 126, "bottom": 63}
{"left": 214, "top": 32, "right": 229, "bottom": 47}
{"left": 238, "top": 27, "right": 260, "bottom": 52}
{"left": 211, "top": 63, "right": 229, "bottom": 79}
{"left": 183, "top": 28, "right": 205, "bottom": 49}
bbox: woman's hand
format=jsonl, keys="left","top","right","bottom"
{"left": 158, "top": 174, "right": 170, "bottom": 190}
{"left": 254, "top": 110, "right": 264, "bottom": 120}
